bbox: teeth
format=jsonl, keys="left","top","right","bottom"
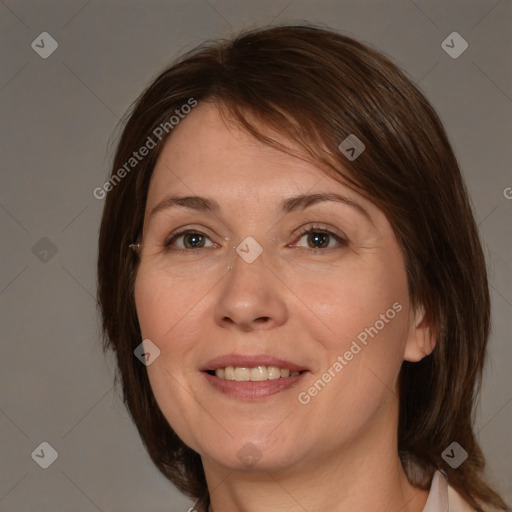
{"left": 234, "top": 367, "right": 251, "bottom": 381}
{"left": 267, "top": 366, "right": 281, "bottom": 380}
{"left": 250, "top": 366, "right": 268, "bottom": 381}
{"left": 224, "top": 366, "right": 235, "bottom": 380}
{"left": 213, "top": 366, "right": 302, "bottom": 381}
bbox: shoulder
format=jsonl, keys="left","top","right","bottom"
{"left": 428, "top": 470, "right": 505, "bottom": 512}
{"left": 190, "top": 493, "right": 209, "bottom": 512}
{"left": 447, "top": 482, "right": 478, "bottom": 512}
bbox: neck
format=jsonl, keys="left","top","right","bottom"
{"left": 202, "top": 397, "right": 429, "bottom": 512}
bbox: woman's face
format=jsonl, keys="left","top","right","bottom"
{"left": 134, "top": 102, "right": 429, "bottom": 472}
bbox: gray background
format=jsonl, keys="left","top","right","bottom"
{"left": 1, "top": 0, "right": 511, "bottom": 510}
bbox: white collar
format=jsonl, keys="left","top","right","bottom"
{"left": 422, "top": 471, "right": 449, "bottom": 512}
{"left": 423, "top": 470, "right": 476, "bottom": 512}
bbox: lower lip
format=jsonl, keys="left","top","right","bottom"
{"left": 202, "top": 372, "right": 307, "bottom": 399}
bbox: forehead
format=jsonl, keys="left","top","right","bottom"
{"left": 147, "top": 102, "right": 370, "bottom": 208}
{"left": 149, "top": 102, "right": 325, "bottom": 193}
{"left": 142, "top": 102, "right": 394, "bottom": 242}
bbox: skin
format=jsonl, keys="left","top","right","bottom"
{"left": 134, "top": 102, "right": 436, "bottom": 512}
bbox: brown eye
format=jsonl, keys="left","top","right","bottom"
{"left": 307, "top": 232, "right": 330, "bottom": 249}
{"left": 292, "top": 227, "right": 348, "bottom": 251}
{"left": 182, "top": 233, "right": 206, "bottom": 248}
{"left": 164, "top": 230, "right": 217, "bottom": 250}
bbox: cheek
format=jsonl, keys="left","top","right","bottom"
{"left": 133, "top": 262, "right": 221, "bottom": 369}
{"left": 296, "top": 253, "right": 409, "bottom": 345}
{"left": 134, "top": 265, "right": 207, "bottom": 448}
{"left": 299, "top": 251, "right": 411, "bottom": 415}
{"left": 135, "top": 263, "right": 176, "bottom": 336}
{"left": 134, "top": 261, "right": 210, "bottom": 342}
{"left": 133, "top": 264, "right": 203, "bottom": 401}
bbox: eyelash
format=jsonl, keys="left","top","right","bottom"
{"left": 163, "top": 229, "right": 219, "bottom": 251}
{"left": 292, "top": 225, "right": 348, "bottom": 251}
{"left": 163, "top": 225, "right": 348, "bottom": 253}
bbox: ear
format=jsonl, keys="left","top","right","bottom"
{"left": 403, "top": 304, "right": 437, "bottom": 362}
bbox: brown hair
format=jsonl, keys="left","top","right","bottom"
{"left": 97, "top": 24, "right": 508, "bottom": 510}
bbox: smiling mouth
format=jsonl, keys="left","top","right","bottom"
{"left": 206, "top": 366, "right": 305, "bottom": 381}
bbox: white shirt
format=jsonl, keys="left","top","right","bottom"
{"left": 423, "top": 471, "right": 474, "bottom": 512}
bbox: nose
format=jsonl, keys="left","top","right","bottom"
{"left": 213, "top": 248, "right": 288, "bottom": 332}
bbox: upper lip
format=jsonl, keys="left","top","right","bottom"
{"left": 200, "top": 354, "right": 308, "bottom": 373}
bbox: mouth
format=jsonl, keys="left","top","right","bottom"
{"left": 206, "top": 366, "right": 304, "bottom": 381}
{"left": 200, "top": 355, "right": 309, "bottom": 399}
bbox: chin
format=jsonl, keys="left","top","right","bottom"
{"left": 197, "top": 434, "right": 307, "bottom": 473}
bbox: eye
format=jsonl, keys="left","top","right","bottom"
{"left": 292, "top": 226, "right": 347, "bottom": 251}
{"left": 164, "top": 229, "right": 218, "bottom": 250}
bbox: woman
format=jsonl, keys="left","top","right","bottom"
{"left": 97, "top": 25, "right": 509, "bottom": 512}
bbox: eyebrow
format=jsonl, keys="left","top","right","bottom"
{"left": 149, "top": 192, "right": 371, "bottom": 221}
{"left": 281, "top": 192, "right": 371, "bottom": 220}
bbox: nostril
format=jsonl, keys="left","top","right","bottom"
{"left": 254, "top": 316, "right": 271, "bottom": 324}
